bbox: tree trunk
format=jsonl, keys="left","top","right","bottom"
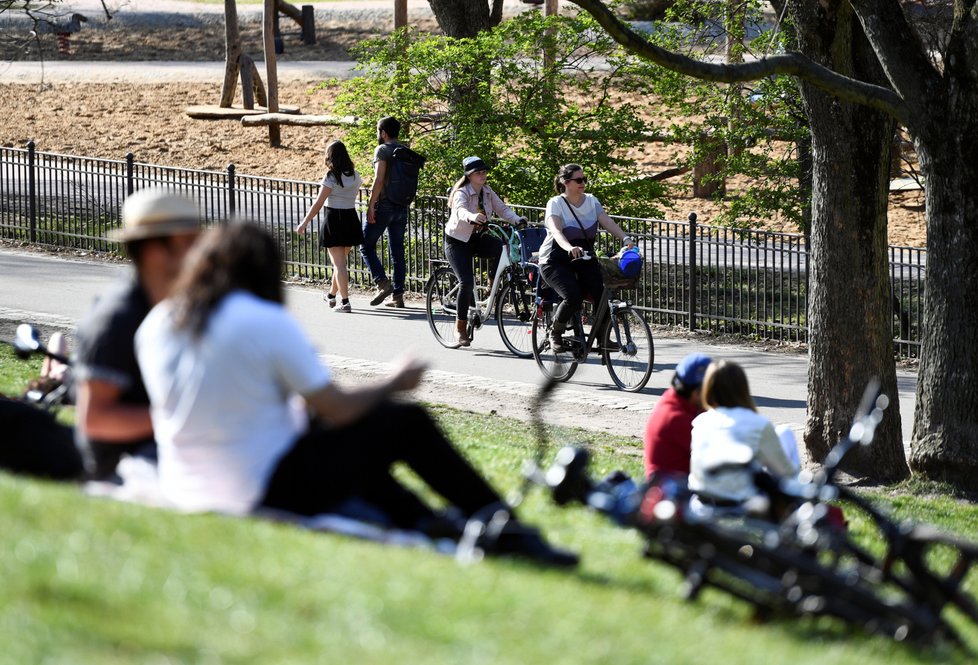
{"left": 790, "top": 0, "right": 908, "bottom": 480}
{"left": 221, "top": 0, "right": 241, "bottom": 107}
{"left": 426, "top": 0, "right": 503, "bottom": 37}
{"left": 909, "top": 101, "right": 978, "bottom": 487}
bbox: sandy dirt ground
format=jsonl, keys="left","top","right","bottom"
{"left": 0, "top": 6, "right": 927, "bottom": 246}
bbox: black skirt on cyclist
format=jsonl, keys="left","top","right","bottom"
{"left": 319, "top": 207, "right": 364, "bottom": 248}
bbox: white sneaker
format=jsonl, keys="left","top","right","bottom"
{"left": 336, "top": 302, "right": 352, "bottom": 313}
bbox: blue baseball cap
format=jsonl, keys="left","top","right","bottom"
{"left": 674, "top": 353, "right": 712, "bottom": 389}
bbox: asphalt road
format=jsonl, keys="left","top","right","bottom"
{"left": 0, "top": 248, "right": 919, "bottom": 450}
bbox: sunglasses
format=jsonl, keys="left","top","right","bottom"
{"left": 565, "top": 176, "right": 587, "bottom": 184}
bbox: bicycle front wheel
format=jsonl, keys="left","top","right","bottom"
{"left": 602, "top": 307, "right": 654, "bottom": 392}
{"left": 496, "top": 274, "right": 535, "bottom": 358}
{"left": 531, "top": 304, "right": 578, "bottom": 382}
{"left": 426, "top": 267, "right": 461, "bottom": 349}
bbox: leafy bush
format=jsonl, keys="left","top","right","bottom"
{"left": 331, "top": 11, "right": 669, "bottom": 218}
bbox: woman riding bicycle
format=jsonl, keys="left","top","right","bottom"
{"left": 444, "top": 156, "right": 526, "bottom": 347}
{"left": 539, "top": 163, "right": 633, "bottom": 351}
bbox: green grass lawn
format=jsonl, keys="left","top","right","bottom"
{"left": 1, "top": 346, "right": 976, "bottom": 663}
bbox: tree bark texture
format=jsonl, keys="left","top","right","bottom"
{"left": 790, "top": 0, "right": 908, "bottom": 481}
{"left": 848, "top": 0, "right": 978, "bottom": 488}
{"left": 905, "top": 57, "right": 978, "bottom": 487}
{"left": 426, "top": 0, "right": 503, "bottom": 37}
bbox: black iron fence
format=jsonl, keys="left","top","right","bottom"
{"left": 0, "top": 143, "right": 926, "bottom": 358}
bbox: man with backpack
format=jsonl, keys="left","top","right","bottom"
{"left": 362, "top": 116, "right": 425, "bottom": 309}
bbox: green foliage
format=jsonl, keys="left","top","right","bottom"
{"left": 331, "top": 12, "right": 669, "bottom": 218}
{"left": 639, "top": 0, "right": 810, "bottom": 229}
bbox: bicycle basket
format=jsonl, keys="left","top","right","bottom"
{"left": 598, "top": 256, "right": 641, "bottom": 290}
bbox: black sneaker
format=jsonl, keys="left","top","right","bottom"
{"left": 457, "top": 507, "right": 579, "bottom": 568}
{"left": 370, "top": 279, "right": 393, "bottom": 306}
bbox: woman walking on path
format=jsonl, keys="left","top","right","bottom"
{"left": 444, "top": 156, "right": 525, "bottom": 347}
{"left": 298, "top": 140, "right": 364, "bottom": 313}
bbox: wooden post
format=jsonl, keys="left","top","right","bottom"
{"left": 263, "top": 0, "right": 281, "bottom": 147}
{"left": 301, "top": 5, "right": 316, "bottom": 45}
{"left": 394, "top": 0, "right": 407, "bottom": 30}
{"left": 221, "top": 0, "right": 241, "bottom": 107}
{"left": 544, "top": 0, "right": 558, "bottom": 69}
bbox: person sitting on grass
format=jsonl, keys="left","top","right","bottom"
{"left": 643, "top": 352, "right": 712, "bottom": 481}
{"left": 135, "top": 222, "right": 577, "bottom": 567}
{"left": 689, "top": 360, "right": 799, "bottom": 504}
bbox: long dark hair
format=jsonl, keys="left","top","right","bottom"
{"left": 171, "top": 223, "right": 283, "bottom": 336}
{"left": 554, "top": 163, "right": 583, "bottom": 194}
{"left": 701, "top": 360, "right": 757, "bottom": 412}
{"left": 325, "top": 139, "right": 356, "bottom": 188}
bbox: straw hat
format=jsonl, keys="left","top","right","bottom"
{"left": 109, "top": 188, "right": 201, "bottom": 242}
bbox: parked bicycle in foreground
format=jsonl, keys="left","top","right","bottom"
{"left": 524, "top": 378, "right": 978, "bottom": 648}
{"left": 530, "top": 251, "right": 654, "bottom": 392}
{"left": 426, "top": 222, "right": 544, "bottom": 357}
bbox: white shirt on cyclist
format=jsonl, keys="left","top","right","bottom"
{"left": 688, "top": 406, "right": 799, "bottom": 502}
{"left": 445, "top": 183, "right": 522, "bottom": 243}
{"left": 135, "top": 290, "right": 331, "bottom": 515}
{"left": 539, "top": 194, "right": 605, "bottom": 265}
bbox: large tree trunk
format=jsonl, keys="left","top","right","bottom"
{"left": 790, "top": 0, "right": 908, "bottom": 480}
{"left": 426, "top": 0, "right": 504, "bottom": 37}
{"left": 909, "top": 103, "right": 978, "bottom": 487}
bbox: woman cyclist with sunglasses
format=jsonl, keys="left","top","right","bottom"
{"left": 538, "top": 163, "right": 633, "bottom": 351}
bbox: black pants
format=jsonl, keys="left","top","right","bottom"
{"left": 540, "top": 259, "right": 604, "bottom": 329}
{"left": 444, "top": 234, "right": 502, "bottom": 322}
{"left": 260, "top": 401, "right": 502, "bottom": 528}
{"left": 0, "top": 398, "right": 84, "bottom": 481}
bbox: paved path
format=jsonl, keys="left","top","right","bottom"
{"left": 0, "top": 248, "right": 919, "bottom": 451}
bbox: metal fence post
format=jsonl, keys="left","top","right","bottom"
{"left": 227, "top": 163, "right": 236, "bottom": 223}
{"left": 688, "top": 212, "right": 697, "bottom": 332}
{"left": 27, "top": 141, "right": 37, "bottom": 243}
{"left": 126, "top": 152, "right": 134, "bottom": 195}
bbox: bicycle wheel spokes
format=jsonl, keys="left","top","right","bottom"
{"left": 603, "top": 307, "right": 654, "bottom": 392}
{"left": 497, "top": 277, "right": 535, "bottom": 358}
{"left": 426, "top": 267, "right": 461, "bottom": 348}
{"left": 531, "top": 305, "right": 578, "bottom": 382}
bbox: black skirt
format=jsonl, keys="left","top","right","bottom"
{"left": 319, "top": 207, "right": 364, "bottom": 248}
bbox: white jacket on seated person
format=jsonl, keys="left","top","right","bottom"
{"left": 688, "top": 406, "right": 799, "bottom": 502}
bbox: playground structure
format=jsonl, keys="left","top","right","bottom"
{"left": 186, "top": 1, "right": 563, "bottom": 146}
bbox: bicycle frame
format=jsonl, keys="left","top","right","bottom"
{"left": 465, "top": 224, "right": 515, "bottom": 329}
{"left": 561, "top": 287, "right": 636, "bottom": 362}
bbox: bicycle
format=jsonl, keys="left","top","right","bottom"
{"left": 524, "top": 379, "right": 978, "bottom": 646}
{"left": 425, "top": 223, "right": 544, "bottom": 357}
{"left": 530, "top": 252, "right": 654, "bottom": 392}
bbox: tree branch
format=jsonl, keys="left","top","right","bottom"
{"left": 568, "top": 0, "right": 909, "bottom": 125}
{"left": 848, "top": 0, "right": 943, "bottom": 126}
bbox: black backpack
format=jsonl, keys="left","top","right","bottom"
{"left": 384, "top": 145, "right": 426, "bottom": 206}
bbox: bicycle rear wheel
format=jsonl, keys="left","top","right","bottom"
{"left": 497, "top": 274, "right": 535, "bottom": 358}
{"left": 531, "top": 304, "right": 578, "bottom": 382}
{"left": 602, "top": 307, "right": 654, "bottom": 392}
{"left": 426, "top": 267, "right": 461, "bottom": 349}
